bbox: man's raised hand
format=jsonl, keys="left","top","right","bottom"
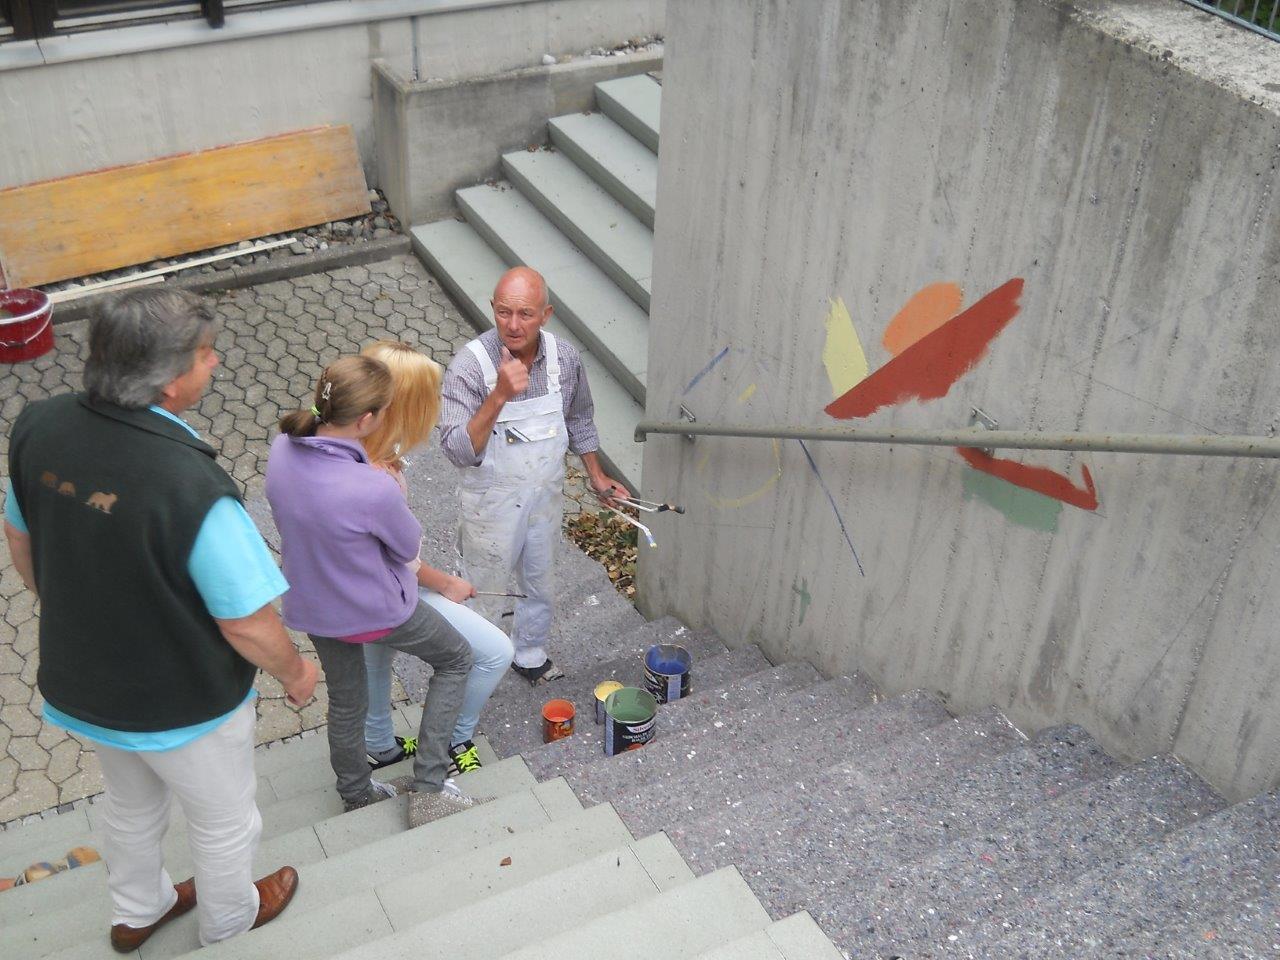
{"left": 496, "top": 347, "right": 529, "bottom": 401}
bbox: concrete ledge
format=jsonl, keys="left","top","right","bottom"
{"left": 50, "top": 236, "right": 410, "bottom": 325}
{"left": 375, "top": 48, "right": 663, "bottom": 226}
{"left": 3, "top": 0, "right": 527, "bottom": 72}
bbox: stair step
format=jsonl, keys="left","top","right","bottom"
{"left": 479, "top": 617, "right": 726, "bottom": 758}
{"left": 313, "top": 758, "right": 540, "bottom": 858}
{"left": 594, "top": 75, "right": 661, "bottom": 152}
{"left": 567, "top": 675, "right": 879, "bottom": 807}
{"left": 981, "top": 790, "right": 1280, "bottom": 959}
{"left": 548, "top": 112, "right": 657, "bottom": 228}
{"left": 0, "top": 738, "right": 515, "bottom": 928}
{"left": 0, "top": 806, "right": 94, "bottom": 881}
{"left": 721, "top": 724, "right": 1121, "bottom": 923}
{"left": 695, "top": 913, "right": 844, "bottom": 960}
{"left": 493, "top": 867, "right": 768, "bottom": 960}
{"left": 0, "top": 771, "right": 561, "bottom": 959}
{"left": 671, "top": 707, "right": 1022, "bottom": 875}
{"left": 0, "top": 812, "right": 325, "bottom": 940}
{"left": 326, "top": 834, "right": 693, "bottom": 960}
{"left": 502, "top": 148, "right": 652, "bottom": 311}
{"left": 146, "top": 802, "right": 635, "bottom": 960}
{"left": 1138, "top": 885, "right": 1280, "bottom": 957}
{"left": 508, "top": 643, "right": 771, "bottom": 781}
{"left": 615, "top": 689, "right": 951, "bottom": 841}
{"left": 250, "top": 725, "right": 496, "bottom": 782}
{"left": 410, "top": 218, "right": 643, "bottom": 488}
{"left": 524, "top": 648, "right": 790, "bottom": 783}
{"left": 456, "top": 181, "right": 650, "bottom": 404}
{"left": 830, "top": 755, "right": 1225, "bottom": 958}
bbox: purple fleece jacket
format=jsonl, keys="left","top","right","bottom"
{"left": 265, "top": 433, "right": 421, "bottom": 636}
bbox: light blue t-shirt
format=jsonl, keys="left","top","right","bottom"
{"left": 5, "top": 406, "right": 287, "bottom": 750}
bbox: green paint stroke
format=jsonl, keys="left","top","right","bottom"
{"left": 791, "top": 577, "right": 812, "bottom": 625}
{"left": 962, "top": 467, "right": 1062, "bottom": 533}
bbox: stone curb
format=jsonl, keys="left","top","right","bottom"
{"left": 50, "top": 235, "right": 413, "bottom": 326}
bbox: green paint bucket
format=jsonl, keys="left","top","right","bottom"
{"left": 603, "top": 687, "right": 658, "bottom": 756}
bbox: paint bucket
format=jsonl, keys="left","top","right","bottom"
{"left": 594, "top": 680, "right": 624, "bottom": 724}
{"left": 643, "top": 643, "right": 692, "bottom": 704}
{"left": 541, "top": 699, "right": 575, "bottom": 743}
{"left": 0, "top": 289, "right": 53, "bottom": 364}
{"left": 603, "top": 687, "right": 658, "bottom": 756}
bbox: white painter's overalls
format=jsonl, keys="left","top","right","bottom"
{"left": 456, "top": 333, "right": 569, "bottom": 669}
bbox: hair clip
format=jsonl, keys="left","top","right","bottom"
{"left": 321, "top": 381, "right": 332, "bottom": 401}
{"left": 310, "top": 404, "right": 322, "bottom": 418}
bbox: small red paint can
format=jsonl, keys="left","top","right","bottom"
{"left": 541, "top": 699, "right": 575, "bottom": 743}
{"left": 0, "top": 289, "right": 54, "bottom": 364}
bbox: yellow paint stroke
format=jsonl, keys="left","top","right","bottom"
{"left": 696, "top": 451, "right": 710, "bottom": 471}
{"left": 697, "top": 438, "right": 783, "bottom": 509}
{"left": 881, "top": 281, "right": 964, "bottom": 356}
{"left": 737, "top": 383, "right": 758, "bottom": 403}
{"left": 822, "top": 297, "right": 869, "bottom": 398}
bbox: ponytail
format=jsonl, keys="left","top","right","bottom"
{"left": 280, "top": 355, "right": 393, "bottom": 437}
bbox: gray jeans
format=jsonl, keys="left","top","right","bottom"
{"left": 309, "top": 600, "right": 473, "bottom": 801}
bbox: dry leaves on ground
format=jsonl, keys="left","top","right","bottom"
{"left": 564, "top": 509, "right": 638, "bottom": 602}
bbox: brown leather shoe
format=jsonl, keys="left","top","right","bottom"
{"left": 109, "top": 877, "right": 197, "bottom": 952}
{"left": 250, "top": 866, "right": 299, "bottom": 930}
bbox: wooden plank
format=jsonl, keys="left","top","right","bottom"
{"left": 0, "top": 126, "right": 369, "bottom": 288}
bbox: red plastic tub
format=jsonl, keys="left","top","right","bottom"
{"left": 0, "top": 289, "right": 53, "bottom": 364}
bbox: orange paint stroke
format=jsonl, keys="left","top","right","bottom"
{"left": 825, "top": 278, "right": 1024, "bottom": 420}
{"left": 956, "top": 446, "right": 1100, "bottom": 511}
{"left": 882, "top": 281, "right": 964, "bottom": 357}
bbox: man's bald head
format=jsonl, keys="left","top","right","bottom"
{"left": 493, "top": 267, "right": 548, "bottom": 309}
{"left": 491, "top": 266, "right": 554, "bottom": 360}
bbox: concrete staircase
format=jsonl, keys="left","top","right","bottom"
{"left": 411, "top": 72, "right": 661, "bottom": 491}
{"left": 3, "top": 476, "right": 1278, "bottom": 958}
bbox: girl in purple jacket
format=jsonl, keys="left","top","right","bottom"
{"left": 266, "top": 355, "right": 486, "bottom": 828}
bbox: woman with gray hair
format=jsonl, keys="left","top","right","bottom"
{"left": 3, "top": 288, "right": 316, "bottom": 950}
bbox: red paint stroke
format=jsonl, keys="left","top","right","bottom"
{"left": 956, "top": 446, "right": 1099, "bottom": 512}
{"left": 825, "top": 278, "right": 1024, "bottom": 420}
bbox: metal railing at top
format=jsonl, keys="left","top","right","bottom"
{"left": 634, "top": 420, "right": 1280, "bottom": 459}
{"left": 1180, "top": 0, "right": 1280, "bottom": 42}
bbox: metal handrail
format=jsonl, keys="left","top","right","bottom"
{"left": 1178, "top": 0, "right": 1279, "bottom": 43}
{"left": 634, "top": 420, "right": 1280, "bottom": 459}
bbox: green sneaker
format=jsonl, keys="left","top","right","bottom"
{"left": 448, "top": 740, "right": 483, "bottom": 776}
{"left": 366, "top": 735, "right": 417, "bottom": 770}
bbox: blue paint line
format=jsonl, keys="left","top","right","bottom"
{"left": 683, "top": 347, "right": 730, "bottom": 395}
{"left": 797, "top": 439, "right": 865, "bottom": 577}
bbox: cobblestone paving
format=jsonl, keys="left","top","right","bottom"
{"left": 0, "top": 253, "right": 601, "bottom": 826}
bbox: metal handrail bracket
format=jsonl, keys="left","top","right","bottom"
{"left": 634, "top": 420, "right": 1280, "bottom": 459}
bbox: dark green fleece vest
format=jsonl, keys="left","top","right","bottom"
{"left": 8, "top": 393, "right": 255, "bottom": 731}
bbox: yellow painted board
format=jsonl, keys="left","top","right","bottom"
{"left": 0, "top": 126, "right": 370, "bottom": 288}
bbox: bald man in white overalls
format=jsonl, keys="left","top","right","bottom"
{"left": 439, "top": 267, "right": 630, "bottom": 684}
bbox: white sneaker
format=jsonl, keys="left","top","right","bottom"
{"left": 342, "top": 778, "right": 398, "bottom": 812}
{"left": 407, "top": 789, "right": 486, "bottom": 828}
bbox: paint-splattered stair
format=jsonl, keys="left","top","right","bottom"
{"left": 6, "top": 513, "right": 1280, "bottom": 959}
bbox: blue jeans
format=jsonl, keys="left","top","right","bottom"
{"left": 364, "top": 587, "right": 514, "bottom": 752}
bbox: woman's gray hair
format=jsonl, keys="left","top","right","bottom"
{"left": 83, "top": 289, "right": 221, "bottom": 408}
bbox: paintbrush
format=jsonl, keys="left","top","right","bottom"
{"left": 474, "top": 591, "right": 528, "bottom": 599}
{"left": 602, "top": 487, "right": 686, "bottom": 514}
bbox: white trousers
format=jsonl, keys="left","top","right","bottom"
{"left": 94, "top": 700, "right": 262, "bottom": 946}
{"left": 459, "top": 482, "right": 563, "bottom": 669}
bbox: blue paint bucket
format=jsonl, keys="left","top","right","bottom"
{"left": 603, "top": 687, "right": 658, "bottom": 756}
{"left": 643, "top": 643, "right": 692, "bottom": 704}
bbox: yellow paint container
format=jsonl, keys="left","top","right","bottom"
{"left": 594, "top": 680, "right": 624, "bottom": 724}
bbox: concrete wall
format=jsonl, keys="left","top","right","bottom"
{"left": 0, "top": 0, "right": 663, "bottom": 191}
{"left": 638, "top": 0, "right": 1280, "bottom": 801}
{"left": 374, "top": 48, "right": 662, "bottom": 226}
